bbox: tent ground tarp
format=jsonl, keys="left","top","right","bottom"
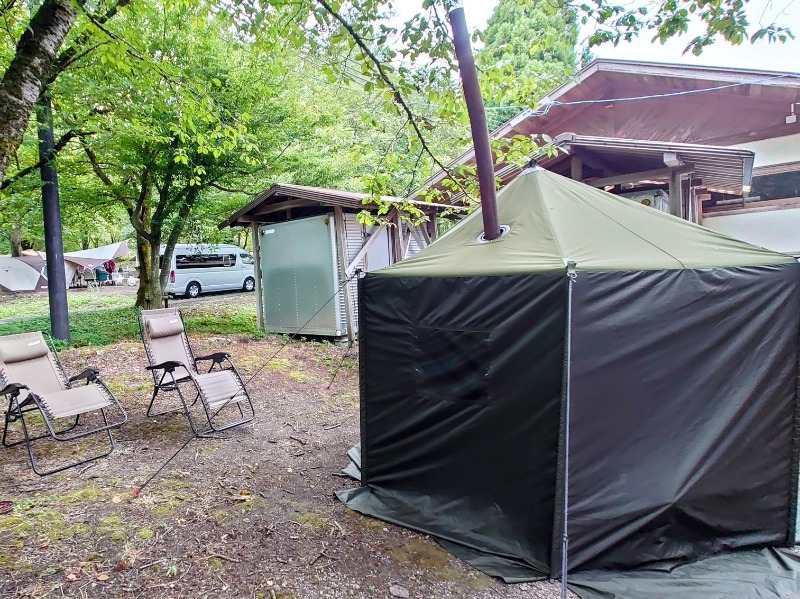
{"left": 568, "top": 548, "right": 800, "bottom": 599}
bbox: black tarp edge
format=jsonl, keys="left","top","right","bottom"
{"left": 789, "top": 321, "right": 800, "bottom": 545}
{"left": 357, "top": 276, "right": 369, "bottom": 484}
{"left": 336, "top": 486, "right": 548, "bottom": 582}
{"left": 567, "top": 547, "right": 800, "bottom": 599}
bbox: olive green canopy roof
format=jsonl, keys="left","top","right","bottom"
{"left": 379, "top": 167, "right": 795, "bottom": 277}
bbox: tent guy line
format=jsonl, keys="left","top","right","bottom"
{"left": 133, "top": 270, "right": 359, "bottom": 497}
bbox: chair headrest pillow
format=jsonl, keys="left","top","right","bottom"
{"left": 0, "top": 335, "right": 49, "bottom": 364}
{"left": 147, "top": 316, "right": 185, "bottom": 339}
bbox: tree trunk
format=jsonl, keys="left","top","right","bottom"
{"left": 135, "top": 233, "right": 164, "bottom": 309}
{"left": 0, "top": 0, "right": 76, "bottom": 187}
{"left": 10, "top": 226, "right": 22, "bottom": 256}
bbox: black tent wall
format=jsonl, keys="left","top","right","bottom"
{"left": 555, "top": 264, "right": 800, "bottom": 573}
{"left": 343, "top": 262, "right": 800, "bottom": 581}
{"left": 355, "top": 273, "right": 566, "bottom": 576}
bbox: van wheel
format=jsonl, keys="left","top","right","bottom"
{"left": 243, "top": 277, "right": 255, "bottom": 292}
{"left": 185, "top": 282, "right": 201, "bottom": 298}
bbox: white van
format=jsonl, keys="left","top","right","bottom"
{"left": 161, "top": 244, "right": 256, "bottom": 298}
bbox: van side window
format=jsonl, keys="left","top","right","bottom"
{"left": 175, "top": 253, "right": 237, "bottom": 269}
{"left": 240, "top": 253, "right": 254, "bottom": 265}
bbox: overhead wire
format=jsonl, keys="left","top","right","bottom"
{"left": 529, "top": 73, "right": 792, "bottom": 118}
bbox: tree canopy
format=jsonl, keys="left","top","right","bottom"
{"left": 479, "top": 0, "right": 580, "bottom": 111}
{"left": 0, "top": 0, "right": 794, "bottom": 306}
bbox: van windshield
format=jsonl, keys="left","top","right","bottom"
{"left": 240, "top": 253, "right": 254, "bottom": 265}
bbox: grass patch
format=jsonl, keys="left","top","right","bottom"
{"left": 0, "top": 307, "right": 140, "bottom": 348}
{"left": 98, "top": 515, "right": 132, "bottom": 544}
{"left": 0, "top": 292, "right": 133, "bottom": 320}
{"left": 0, "top": 301, "right": 260, "bottom": 349}
{"left": 183, "top": 305, "right": 258, "bottom": 335}
{"left": 389, "top": 538, "right": 450, "bottom": 570}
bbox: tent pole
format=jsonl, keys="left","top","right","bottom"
{"left": 448, "top": 7, "right": 501, "bottom": 241}
{"left": 562, "top": 261, "right": 577, "bottom": 599}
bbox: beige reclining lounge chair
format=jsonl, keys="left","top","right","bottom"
{"left": 138, "top": 308, "right": 255, "bottom": 436}
{"left": 0, "top": 332, "right": 127, "bottom": 475}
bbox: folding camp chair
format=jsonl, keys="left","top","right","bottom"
{"left": 138, "top": 308, "right": 255, "bottom": 436}
{"left": 0, "top": 332, "right": 127, "bottom": 475}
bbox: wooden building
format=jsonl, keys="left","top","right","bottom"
{"left": 415, "top": 59, "right": 800, "bottom": 254}
{"left": 220, "top": 184, "right": 453, "bottom": 338}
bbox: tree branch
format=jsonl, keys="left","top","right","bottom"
{"left": 48, "top": 0, "right": 131, "bottom": 82}
{"left": 0, "top": 129, "right": 89, "bottom": 190}
{"left": 80, "top": 137, "right": 115, "bottom": 187}
{"left": 208, "top": 182, "right": 256, "bottom": 195}
{"left": 314, "top": 0, "right": 457, "bottom": 183}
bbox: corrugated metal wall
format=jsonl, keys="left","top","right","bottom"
{"left": 336, "top": 214, "right": 430, "bottom": 335}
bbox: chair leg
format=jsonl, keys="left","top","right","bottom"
{"left": 173, "top": 385, "right": 212, "bottom": 437}
{"left": 16, "top": 408, "right": 116, "bottom": 476}
{"left": 3, "top": 408, "right": 79, "bottom": 448}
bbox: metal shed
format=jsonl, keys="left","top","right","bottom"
{"left": 220, "top": 184, "right": 453, "bottom": 338}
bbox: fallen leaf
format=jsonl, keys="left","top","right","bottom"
{"left": 66, "top": 574, "right": 78, "bottom": 583}
{"left": 111, "top": 495, "right": 122, "bottom": 504}
{"left": 239, "top": 489, "right": 252, "bottom": 496}
{"left": 39, "top": 541, "right": 50, "bottom": 549}
{"left": 96, "top": 574, "right": 110, "bottom": 582}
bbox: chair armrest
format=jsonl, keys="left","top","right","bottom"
{"left": 146, "top": 360, "right": 185, "bottom": 372}
{"left": 194, "top": 352, "right": 230, "bottom": 364}
{"left": 0, "top": 383, "right": 28, "bottom": 398}
{"left": 68, "top": 368, "right": 99, "bottom": 383}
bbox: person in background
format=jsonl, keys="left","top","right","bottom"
{"left": 105, "top": 259, "right": 116, "bottom": 284}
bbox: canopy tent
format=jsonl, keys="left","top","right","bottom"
{"left": 63, "top": 240, "right": 131, "bottom": 269}
{"left": 0, "top": 241, "right": 133, "bottom": 292}
{"left": 0, "top": 257, "right": 48, "bottom": 292}
{"left": 338, "top": 168, "right": 800, "bottom": 591}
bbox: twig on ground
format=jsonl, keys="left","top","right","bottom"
{"left": 323, "top": 423, "right": 341, "bottom": 430}
{"left": 206, "top": 552, "right": 239, "bottom": 563}
{"left": 74, "top": 463, "right": 96, "bottom": 478}
{"left": 138, "top": 559, "right": 166, "bottom": 570}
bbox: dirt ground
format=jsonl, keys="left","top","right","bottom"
{"left": 0, "top": 333, "right": 570, "bottom": 599}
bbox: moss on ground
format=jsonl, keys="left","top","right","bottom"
{"left": 289, "top": 371, "right": 314, "bottom": 382}
{"left": 289, "top": 511, "right": 329, "bottom": 528}
{"left": 388, "top": 537, "right": 469, "bottom": 582}
{"left": 98, "top": 514, "right": 133, "bottom": 544}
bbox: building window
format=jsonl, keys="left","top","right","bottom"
{"left": 749, "top": 171, "right": 800, "bottom": 202}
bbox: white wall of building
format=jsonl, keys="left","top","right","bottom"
{"left": 704, "top": 208, "right": 800, "bottom": 256}
{"left": 739, "top": 133, "right": 800, "bottom": 168}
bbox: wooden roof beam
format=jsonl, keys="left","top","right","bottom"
{"left": 585, "top": 164, "right": 694, "bottom": 188}
{"left": 249, "top": 198, "right": 318, "bottom": 217}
